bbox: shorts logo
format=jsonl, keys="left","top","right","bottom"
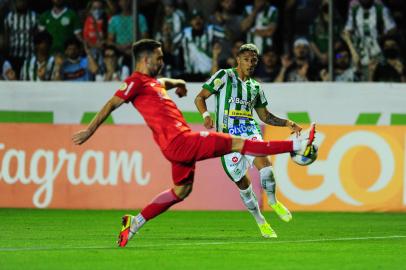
{"left": 232, "top": 156, "right": 239, "bottom": 163}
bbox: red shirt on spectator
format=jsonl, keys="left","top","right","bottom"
{"left": 83, "top": 16, "right": 106, "bottom": 45}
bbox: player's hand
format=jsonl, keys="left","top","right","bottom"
{"left": 175, "top": 86, "right": 187, "bottom": 97}
{"left": 287, "top": 120, "right": 302, "bottom": 137}
{"left": 72, "top": 129, "right": 92, "bottom": 145}
{"left": 203, "top": 116, "right": 214, "bottom": 129}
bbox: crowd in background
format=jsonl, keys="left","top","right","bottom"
{"left": 0, "top": 0, "right": 405, "bottom": 83}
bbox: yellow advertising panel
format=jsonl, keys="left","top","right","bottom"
{"left": 263, "top": 125, "right": 406, "bottom": 212}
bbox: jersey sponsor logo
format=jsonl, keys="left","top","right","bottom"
{"left": 228, "top": 109, "right": 253, "bottom": 119}
{"left": 150, "top": 83, "right": 156, "bottom": 87}
{"left": 228, "top": 123, "right": 257, "bottom": 135}
{"left": 228, "top": 97, "right": 254, "bottom": 107}
{"left": 200, "top": 131, "right": 209, "bottom": 137}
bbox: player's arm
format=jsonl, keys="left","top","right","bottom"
{"left": 72, "top": 96, "right": 125, "bottom": 145}
{"left": 194, "top": 88, "right": 214, "bottom": 129}
{"left": 255, "top": 107, "right": 302, "bottom": 136}
{"left": 158, "top": 78, "right": 187, "bottom": 97}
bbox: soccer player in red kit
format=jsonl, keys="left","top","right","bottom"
{"left": 72, "top": 39, "right": 316, "bottom": 247}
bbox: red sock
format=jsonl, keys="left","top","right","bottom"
{"left": 140, "top": 189, "right": 183, "bottom": 221}
{"left": 241, "top": 140, "right": 293, "bottom": 156}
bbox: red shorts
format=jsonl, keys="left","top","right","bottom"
{"left": 162, "top": 131, "right": 232, "bottom": 185}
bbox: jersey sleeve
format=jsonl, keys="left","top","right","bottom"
{"left": 202, "top": 69, "right": 227, "bottom": 94}
{"left": 254, "top": 84, "right": 268, "bottom": 108}
{"left": 114, "top": 78, "right": 140, "bottom": 103}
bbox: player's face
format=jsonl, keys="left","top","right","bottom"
{"left": 146, "top": 47, "right": 164, "bottom": 77}
{"left": 237, "top": 51, "right": 258, "bottom": 77}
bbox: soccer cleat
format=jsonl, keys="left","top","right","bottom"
{"left": 271, "top": 201, "right": 292, "bottom": 222}
{"left": 297, "top": 122, "right": 316, "bottom": 157}
{"left": 117, "top": 214, "right": 137, "bottom": 247}
{"left": 258, "top": 222, "right": 277, "bottom": 238}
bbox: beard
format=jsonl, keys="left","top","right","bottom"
{"left": 150, "top": 66, "right": 162, "bottom": 77}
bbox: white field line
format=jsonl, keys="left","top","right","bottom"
{"left": 0, "top": 235, "right": 405, "bottom": 252}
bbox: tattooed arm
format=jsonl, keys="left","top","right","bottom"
{"left": 255, "top": 107, "right": 302, "bottom": 136}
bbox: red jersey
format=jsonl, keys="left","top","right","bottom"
{"left": 114, "top": 72, "right": 191, "bottom": 150}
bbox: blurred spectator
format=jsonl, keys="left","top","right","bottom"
{"left": 83, "top": 0, "right": 108, "bottom": 50}
{"left": 370, "top": 35, "right": 405, "bottom": 82}
{"left": 320, "top": 32, "right": 362, "bottom": 82}
{"left": 293, "top": 0, "right": 321, "bottom": 37}
{"left": 309, "top": 0, "right": 343, "bottom": 67}
{"left": 53, "top": 37, "right": 98, "bottom": 81}
{"left": 173, "top": 9, "right": 225, "bottom": 81}
{"left": 38, "top": 0, "right": 82, "bottom": 54}
{"left": 95, "top": 45, "right": 129, "bottom": 81}
{"left": 241, "top": 0, "right": 278, "bottom": 54}
{"left": 276, "top": 38, "right": 319, "bottom": 82}
{"left": 4, "top": 0, "right": 37, "bottom": 78}
{"left": 161, "top": 0, "right": 185, "bottom": 37}
{"left": 344, "top": 0, "right": 396, "bottom": 74}
{"left": 108, "top": 0, "right": 148, "bottom": 59}
{"left": 20, "top": 31, "right": 55, "bottom": 81}
{"left": 278, "top": 0, "right": 296, "bottom": 54}
{"left": 211, "top": 39, "right": 244, "bottom": 74}
{"left": 0, "top": 52, "right": 16, "bottom": 80}
{"left": 210, "top": 0, "right": 243, "bottom": 44}
{"left": 254, "top": 46, "right": 281, "bottom": 82}
{"left": 154, "top": 0, "right": 186, "bottom": 76}
{"left": 384, "top": 0, "right": 406, "bottom": 57}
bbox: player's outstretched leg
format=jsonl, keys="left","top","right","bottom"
{"left": 232, "top": 122, "right": 317, "bottom": 157}
{"left": 260, "top": 167, "right": 292, "bottom": 222}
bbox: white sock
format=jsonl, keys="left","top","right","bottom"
{"left": 131, "top": 213, "right": 146, "bottom": 233}
{"left": 292, "top": 138, "right": 302, "bottom": 151}
{"left": 239, "top": 184, "right": 266, "bottom": 225}
{"left": 260, "top": 166, "right": 277, "bottom": 205}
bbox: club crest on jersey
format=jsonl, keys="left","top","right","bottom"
{"left": 232, "top": 156, "right": 239, "bottom": 163}
{"left": 119, "top": 82, "right": 128, "bottom": 91}
{"left": 213, "top": 78, "right": 223, "bottom": 90}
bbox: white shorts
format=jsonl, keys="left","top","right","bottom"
{"left": 221, "top": 134, "right": 262, "bottom": 182}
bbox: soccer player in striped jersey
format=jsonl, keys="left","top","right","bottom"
{"left": 195, "top": 43, "right": 302, "bottom": 238}
{"left": 72, "top": 39, "right": 315, "bottom": 247}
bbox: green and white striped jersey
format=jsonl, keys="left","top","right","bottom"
{"left": 202, "top": 68, "right": 268, "bottom": 137}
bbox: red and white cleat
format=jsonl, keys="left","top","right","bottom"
{"left": 117, "top": 215, "right": 136, "bottom": 247}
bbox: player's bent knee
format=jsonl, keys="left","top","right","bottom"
{"left": 236, "top": 176, "right": 251, "bottom": 190}
{"left": 173, "top": 183, "right": 193, "bottom": 199}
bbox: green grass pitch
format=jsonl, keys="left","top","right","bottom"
{"left": 0, "top": 209, "right": 405, "bottom": 270}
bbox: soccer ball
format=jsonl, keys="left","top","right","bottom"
{"left": 290, "top": 145, "right": 318, "bottom": 166}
